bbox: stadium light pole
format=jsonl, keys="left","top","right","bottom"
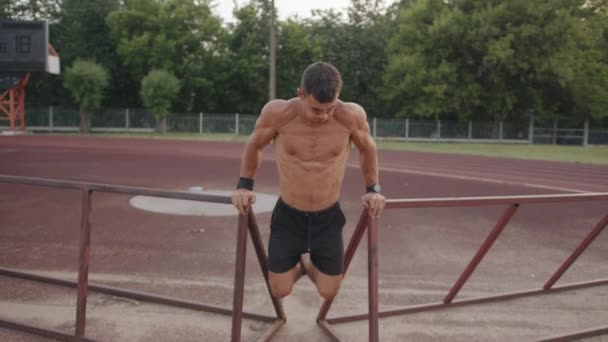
{"left": 269, "top": 0, "right": 276, "bottom": 100}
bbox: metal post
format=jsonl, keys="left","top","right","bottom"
{"left": 199, "top": 113, "right": 203, "bottom": 134}
{"left": 49, "top": 106, "right": 54, "bottom": 133}
{"left": 444, "top": 204, "right": 519, "bottom": 303}
{"left": 552, "top": 119, "right": 558, "bottom": 145}
{"left": 235, "top": 113, "right": 239, "bottom": 135}
{"left": 318, "top": 211, "right": 369, "bottom": 321}
{"left": 405, "top": 118, "right": 409, "bottom": 141}
{"left": 437, "top": 120, "right": 441, "bottom": 140}
{"left": 269, "top": 0, "right": 276, "bottom": 101}
{"left": 75, "top": 189, "right": 93, "bottom": 337}
{"left": 468, "top": 121, "right": 472, "bottom": 140}
{"left": 231, "top": 212, "right": 248, "bottom": 341}
{"left": 125, "top": 108, "right": 130, "bottom": 130}
{"left": 247, "top": 211, "right": 285, "bottom": 320}
{"left": 583, "top": 119, "right": 589, "bottom": 147}
{"left": 544, "top": 214, "right": 608, "bottom": 290}
{"left": 9, "top": 90, "right": 15, "bottom": 130}
{"left": 368, "top": 215, "right": 379, "bottom": 342}
{"left": 529, "top": 113, "right": 534, "bottom": 144}
{"left": 498, "top": 120, "right": 503, "bottom": 142}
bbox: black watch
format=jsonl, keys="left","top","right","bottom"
{"left": 366, "top": 183, "right": 381, "bottom": 193}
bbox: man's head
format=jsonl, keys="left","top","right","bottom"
{"left": 298, "top": 62, "right": 343, "bottom": 103}
{"left": 297, "top": 62, "right": 342, "bottom": 124}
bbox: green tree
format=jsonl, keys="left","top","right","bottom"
{"left": 3, "top": 0, "right": 61, "bottom": 20}
{"left": 562, "top": 1, "right": 608, "bottom": 121}
{"left": 275, "top": 18, "right": 321, "bottom": 100}
{"left": 220, "top": 0, "right": 272, "bottom": 113}
{"left": 63, "top": 59, "right": 109, "bottom": 133}
{"left": 18, "top": 0, "right": 125, "bottom": 108}
{"left": 140, "top": 69, "right": 180, "bottom": 134}
{"left": 0, "top": 0, "right": 10, "bottom": 17}
{"left": 55, "top": 0, "right": 131, "bottom": 106}
{"left": 382, "top": 0, "right": 608, "bottom": 126}
{"left": 304, "top": 1, "right": 394, "bottom": 116}
{"left": 107, "top": 0, "right": 224, "bottom": 112}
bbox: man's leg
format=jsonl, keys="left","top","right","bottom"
{"left": 300, "top": 253, "right": 343, "bottom": 300}
{"left": 268, "top": 261, "right": 305, "bottom": 298}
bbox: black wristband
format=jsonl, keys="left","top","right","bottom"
{"left": 237, "top": 177, "right": 254, "bottom": 191}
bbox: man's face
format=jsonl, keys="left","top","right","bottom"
{"left": 298, "top": 88, "right": 339, "bottom": 124}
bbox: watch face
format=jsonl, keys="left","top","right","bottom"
{"left": 373, "top": 184, "right": 381, "bottom": 192}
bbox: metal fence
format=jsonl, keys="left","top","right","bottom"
{"left": 3, "top": 106, "right": 608, "bottom": 146}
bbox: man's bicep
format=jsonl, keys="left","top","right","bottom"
{"left": 248, "top": 125, "right": 276, "bottom": 149}
{"left": 249, "top": 103, "right": 281, "bottom": 148}
{"left": 351, "top": 123, "right": 374, "bottom": 152}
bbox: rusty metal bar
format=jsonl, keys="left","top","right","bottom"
{"left": 386, "top": 193, "right": 608, "bottom": 209}
{"left": 317, "top": 319, "right": 340, "bottom": 342}
{"left": 544, "top": 213, "right": 608, "bottom": 290}
{"left": 75, "top": 188, "right": 92, "bottom": 337}
{"left": 536, "top": 325, "right": 608, "bottom": 342}
{"left": 255, "top": 319, "right": 286, "bottom": 342}
{"left": 2, "top": 175, "right": 606, "bottom": 208}
{"left": 0, "top": 267, "right": 275, "bottom": 322}
{"left": 231, "top": 212, "right": 249, "bottom": 342}
{"left": 0, "top": 318, "right": 98, "bottom": 342}
{"left": 368, "top": 215, "right": 379, "bottom": 342}
{"left": 0, "top": 267, "right": 75, "bottom": 287}
{"left": 317, "top": 210, "right": 369, "bottom": 321}
{"left": 248, "top": 210, "right": 286, "bottom": 320}
{"left": 0, "top": 175, "right": 232, "bottom": 204}
{"left": 3, "top": 175, "right": 607, "bottom": 340}
{"left": 0, "top": 175, "right": 288, "bottom": 341}
{"left": 444, "top": 204, "right": 519, "bottom": 304}
{"left": 326, "top": 278, "right": 608, "bottom": 324}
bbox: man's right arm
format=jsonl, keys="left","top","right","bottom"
{"left": 232, "top": 101, "right": 282, "bottom": 214}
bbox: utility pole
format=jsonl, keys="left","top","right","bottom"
{"left": 269, "top": 0, "right": 276, "bottom": 100}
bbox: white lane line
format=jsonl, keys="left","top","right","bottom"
{"left": 347, "top": 163, "right": 589, "bottom": 193}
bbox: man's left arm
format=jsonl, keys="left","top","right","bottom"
{"left": 349, "top": 105, "right": 386, "bottom": 218}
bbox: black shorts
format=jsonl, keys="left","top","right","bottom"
{"left": 268, "top": 198, "right": 345, "bottom": 276}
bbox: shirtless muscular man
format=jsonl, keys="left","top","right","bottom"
{"left": 232, "top": 62, "right": 386, "bottom": 301}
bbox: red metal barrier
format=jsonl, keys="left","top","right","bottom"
{"left": 0, "top": 175, "right": 285, "bottom": 341}
{"left": 317, "top": 193, "right": 608, "bottom": 342}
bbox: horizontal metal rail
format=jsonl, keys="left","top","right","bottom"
{"left": 0, "top": 175, "right": 284, "bottom": 341}
{"left": 0, "top": 175, "right": 233, "bottom": 203}
{"left": 326, "top": 278, "right": 608, "bottom": 324}
{"left": 0, "top": 318, "right": 98, "bottom": 342}
{"left": 386, "top": 193, "right": 608, "bottom": 209}
{"left": 0, "top": 267, "right": 276, "bottom": 322}
{"left": 536, "top": 325, "right": 608, "bottom": 342}
{"left": 319, "top": 192, "right": 608, "bottom": 341}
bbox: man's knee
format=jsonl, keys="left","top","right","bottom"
{"left": 270, "top": 281, "right": 294, "bottom": 298}
{"left": 317, "top": 286, "right": 340, "bottom": 300}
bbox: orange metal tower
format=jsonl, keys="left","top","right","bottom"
{"left": 0, "top": 73, "right": 30, "bottom": 131}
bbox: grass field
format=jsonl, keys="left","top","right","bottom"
{"left": 377, "top": 141, "right": 608, "bottom": 164}
{"left": 64, "top": 132, "right": 608, "bottom": 165}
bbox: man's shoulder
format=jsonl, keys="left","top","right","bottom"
{"left": 335, "top": 101, "right": 367, "bottom": 129}
{"left": 258, "top": 99, "right": 298, "bottom": 128}
{"left": 339, "top": 101, "right": 366, "bottom": 116}
{"left": 262, "top": 99, "right": 291, "bottom": 113}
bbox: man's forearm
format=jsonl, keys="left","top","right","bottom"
{"left": 359, "top": 149, "right": 379, "bottom": 186}
{"left": 240, "top": 141, "right": 263, "bottom": 178}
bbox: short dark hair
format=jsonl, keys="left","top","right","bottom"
{"left": 300, "top": 62, "right": 343, "bottom": 103}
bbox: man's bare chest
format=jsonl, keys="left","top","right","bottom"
{"left": 275, "top": 123, "right": 350, "bottom": 162}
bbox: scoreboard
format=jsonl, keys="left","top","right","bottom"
{"left": 0, "top": 20, "right": 50, "bottom": 73}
